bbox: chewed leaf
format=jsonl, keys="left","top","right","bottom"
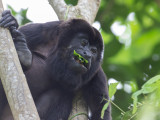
{"left": 101, "top": 102, "right": 110, "bottom": 119}
{"left": 73, "top": 50, "right": 88, "bottom": 64}
{"left": 109, "top": 82, "right": 119, "bottom": 99}
{"left": 74, "top": 50, "right": 79, "bottom": 56}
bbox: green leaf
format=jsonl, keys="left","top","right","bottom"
{"left": 131, "top": 75, "right": 160, "bottom": 114}
{"left": 7, "top": 5, "right": 17, "bottom": 16}
{"left": 131, "top": 90, "right": 142, "bottom": 114}
{"left": 121, "top": 110, "right": 133, "bottom": 120}
{"left": 141, "top": 75, "right": 160, "bottom": 94}
{"left": 64, "top": 0, "right": 78, "bottom": 6}
{"left": 142, "top": 83, "right": 158, "bottom": 94}
{"left": 142, "top": 75, "right": 160, "bottom": 89}
{"left": 73, "top": 50, "right": 88, "bottom": 64}
{"left": 101, "top": 102, "right": 110, "bottom": 119}
{"left": 109, "top": 82, "right": 119, "bottom": 98}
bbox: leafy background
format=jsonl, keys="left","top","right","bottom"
{"left": 7, "top": 0, "right": 160, "bottom": 119}
{"left": 96, "top": 0, "right": 160, "bottom": 119}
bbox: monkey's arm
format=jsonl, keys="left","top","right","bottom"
{"left": 83, "top": 67, "right": 112, "bottom": 120}
{"left": 0, "top": 10, "right": 32, "bottom": 70}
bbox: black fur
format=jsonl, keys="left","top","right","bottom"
{"left": 0, "top": 11, "right": 111, "bottom": 120}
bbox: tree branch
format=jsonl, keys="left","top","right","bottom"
{"left": 77, "top": 0, "right": 101, "bottom": 24}
{"left": 0, "top": 1, "right": 40, "bottom": 120}
{"left": 48, "top": 0, "right": 67, "bottom": 20}
{"left": 48, "top": 0, "right": 101, "bottom": 24}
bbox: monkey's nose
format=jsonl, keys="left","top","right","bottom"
{"left": 83, "top": 51, "right": 92, "bottom": 59}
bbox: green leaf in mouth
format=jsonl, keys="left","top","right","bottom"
{"left": 73, "top": 50, "right": 88, "bottom": 64}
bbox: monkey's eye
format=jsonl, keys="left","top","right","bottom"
{"left": 91, "top": 47, "right": 97, "bottom": 54}
{"left": 81, "top": 39, "right": 88, "bottom": 46}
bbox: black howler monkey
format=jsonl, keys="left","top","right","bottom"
{"left": 0, "top": 10, "right": 111, "bottom": 120}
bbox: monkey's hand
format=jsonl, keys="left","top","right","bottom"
{"left": 0, "top": 10, "right": 32, "bottom": 70}
{"left": 0, "top": 10, "right": 18, "bottom": 33}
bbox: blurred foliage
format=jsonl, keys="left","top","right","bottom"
{"left": 101, "top": 82, "right": 119, "bottom": 119}
{"left": 64, "top": 0, "right": 78, "bottom": 6}
{"left": 125, "top": 75, "right": 160, "bottom": 120}
{"left": 7, "top": 5, "right": 31, "bottom": 26}
{"left": 95, "top": 0, "right": 160, "bottom": 119}
{"left": 132, "top": 75, "right": 160, "bottom": 113}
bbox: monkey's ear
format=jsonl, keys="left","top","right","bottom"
{"left": 92, "top": 27, "right": 104, "bottom": 61}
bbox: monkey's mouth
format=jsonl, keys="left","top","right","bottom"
{"left": 73, "top": 50, "right": 89, "bottom": 69}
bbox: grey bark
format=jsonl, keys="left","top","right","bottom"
{"left": 48, "top": 0, "right": 101, "bottom": 24}
{"left": 0, "top": 1, "right": 40, "bottom": 120}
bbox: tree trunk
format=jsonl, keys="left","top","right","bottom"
{"left": 0, "top": 1, "right": 40, "bottom": 120}
{"left": 69, "top": 92, "right": 89, "bottom": 120}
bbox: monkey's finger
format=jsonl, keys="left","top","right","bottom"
{"left": 0, "top": 16, "right": 14, "bottom": 27}
{"left": 2, "top": 10, "right": 11, "bottom": 17}
{"left": 4, "top": 21, "right": 17, "bottom": 28}
{"left": 0, "top": 14, "right": 10, "bottom": 25}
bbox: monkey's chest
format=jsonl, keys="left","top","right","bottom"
{"left": 24, "top": 55, "right": 52, "bottom": 98}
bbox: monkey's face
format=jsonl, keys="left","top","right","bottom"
{"left": 65, "top": 33, "right": 98, "bottom": 74}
